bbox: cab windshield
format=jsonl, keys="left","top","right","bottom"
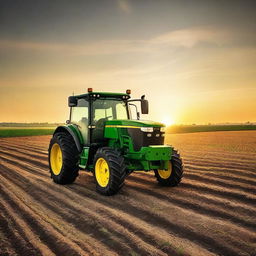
{"left": 92, "top": 99, "right": 129, "bottom": 125}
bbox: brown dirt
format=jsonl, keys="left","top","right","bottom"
{"left": 0, "top": 131, "right": 256, "bottom": 256}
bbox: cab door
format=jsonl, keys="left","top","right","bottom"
{"left": 70, "top": 98, "right": 89, "bottom": 144}
{"left": 91, "top": 99, "right": 113, "bottom": 143}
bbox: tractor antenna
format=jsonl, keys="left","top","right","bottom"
{"left": 72, "top": 91, "right": 74, "bottom": 96}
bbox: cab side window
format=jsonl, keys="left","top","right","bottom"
{"left": 71, "top": 99, "right": 88, "bottom": 143}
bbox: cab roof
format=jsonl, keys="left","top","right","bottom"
{"left": 74, "top": 91, "right": 131, "bottom": 100}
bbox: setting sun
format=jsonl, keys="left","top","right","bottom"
{"left": 161, "top": 116, "right": 175, "bottom": 126}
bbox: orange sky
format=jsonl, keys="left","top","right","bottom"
{"left": 0, "top": 0, "right": 255, "bottom": 124}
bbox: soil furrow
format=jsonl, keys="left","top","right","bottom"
{"left": 0, "top": 141, "right": 48, "bottom": 155}
{"left": 126, "top": 176, "right": 256, "bottom": 230}
{"left": 178, "top": 148, "right": 256, "bottom": 161}
{"left": 0, "top": 159, "right": 214, "bottom": 256}
{"left": 0, "top": 154, "right": 48, "bottom": 178}
{"left": 0, "top": 202, "right": 41, "bottom": 256}
{"left": 184, "top": 172, "right": 256, "bottom": 194}
{"left": 0, "top": 149, "right": 48, "bottom": 169}
{"left": 0, "top": 173, "right": 89, "bottom": 256}
{"left": 70, "top": 183, "right": 246, "bottom": 256}
{"left": 0, "top": 197, "right": 53, "bottom": 256}
{"left": 0, "top": 161, "right": 170, "bottom": 256}
{"left": 0, "top": 137, "right": 49, "bottom": 149}
{"left": 127, "top": 171, "right": 256, "bottom": 207}
{"left": 184, "top": 162, "right": 256, "bottom": 178}
{"left": 181, "top": 180, "right": 256, "bottom": 206}
{"left": 129, "top": 173, "right": 256, "bottom": 214}
{"left": 0, "top": 144, "right": 47, "bottom": 160}
{"left": 183, "top": 157, "right": 256, "bottom": 172}
{"left": 182, "top": 155, "right": 256, "bottom": 168}
{"left": 0, "top": 167, "right": 119, "bottom": 256}
{"left": 182, "top": 168, "right": 256, "bottom": 187}
{"left": 124, "top": 186, "right": 256, "bottom": 255}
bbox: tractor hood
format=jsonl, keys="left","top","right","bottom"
{"left": 105, "top": 119, "right": 165, "bottom": 128}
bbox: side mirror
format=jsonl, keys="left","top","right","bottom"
{"left": 68, "top": 96, "right": 77, "bottom": 107}
{"left": 141, "top": 99, "right": 149, "bottom": 114}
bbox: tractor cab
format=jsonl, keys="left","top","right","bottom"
{"left": 48, "top": 88, "right": 183, "bottom": 195}
{"left": 68, "top": 88, "right": 150, "bottom": 145}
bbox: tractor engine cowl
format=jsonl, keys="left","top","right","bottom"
{"left": 128, "top": 127, "right": 165, "bottom": 151}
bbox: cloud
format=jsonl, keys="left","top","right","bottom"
{"left": 0, "top": 27, "right": 240, "bottom": 56}
{"left": 151, "top": 27, "right": 231, "bottom": 47}
{"left": 117, "top": 0, "right": 131, "bottom": 14}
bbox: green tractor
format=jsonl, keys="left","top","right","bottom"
{"left": 48, "top": 88, "right": 183, "bottom": 195}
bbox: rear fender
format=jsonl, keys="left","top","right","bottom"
{"left": 53, "top": 125, "right": 83, "bottom": 153}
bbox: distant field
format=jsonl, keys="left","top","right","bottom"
{"left": 167, "top": 124, "right": 256, "bottom": 134}
{"left": 0, "top": 128, "right": 55, "bottom": 137}
{"left": 0, "top": 124, "right": 256, "bottom": 137}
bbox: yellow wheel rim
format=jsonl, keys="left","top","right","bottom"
{"left": 158, "top": 161, "right": 172, "bottom": 179}
{"left": 50, "top": 143, "right": 63, "bottom": 175}
{"left": 95, "top": 158, "right": 110, "bottom": 187}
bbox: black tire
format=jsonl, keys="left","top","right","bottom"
{"left": 93, "top": 147, "right": 126, "bottom": 196}
{"left": 48, "top": 132, "right": 80, "bottom": 184}
{"left": 154, "top": 149, "right": 183, "bottom": 186}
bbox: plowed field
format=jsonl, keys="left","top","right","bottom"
{"left": 0, "top": 131, "right": 255, "bottom": 256}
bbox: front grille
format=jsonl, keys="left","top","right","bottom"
{"left": 127, "top": 127, "right": 164, "bottom": 151}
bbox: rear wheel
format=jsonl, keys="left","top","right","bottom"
{"left": 93, "top": 147, "right": 126, "bottom": 195}
{"left": 154, "top": 149, "right": 183, "bottom": 186}
{"left": 48, "top": 132, "right": 80, "bottom": 184}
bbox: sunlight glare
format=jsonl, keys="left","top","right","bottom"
{"left": 161, "top": 116, "right": 175, "bottom": 126}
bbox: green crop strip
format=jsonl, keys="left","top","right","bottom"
{"left": 0, "top": 129, "right": 55, "bottom": 138}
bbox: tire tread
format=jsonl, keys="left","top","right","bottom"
{"left": 154, "top": 149, "right": 184, "bottom": 186}
{"left": 48, "top": 132, "right": 79, "bottom": 184}
{"left": 93, "top": 147, "right": 126, "bottom": 195}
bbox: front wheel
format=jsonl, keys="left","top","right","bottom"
{"left": 154, "top": 149, "right": 183, "bottom": 186}
{"left": 93, "top": 147, "right": 126, "bottom": 195}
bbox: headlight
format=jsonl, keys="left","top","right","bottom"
{"left": 140, "top": 127, "right": 153, "bottom": 132}
{"left": 160, "top": 127, "right": 165, "bottom": 132}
